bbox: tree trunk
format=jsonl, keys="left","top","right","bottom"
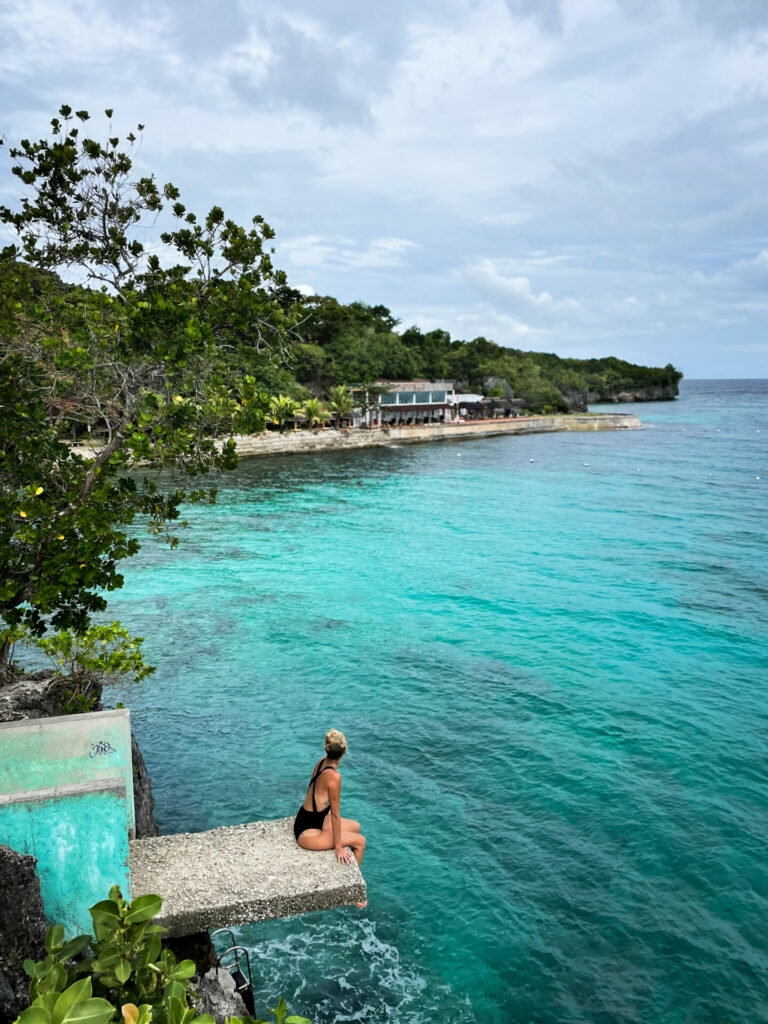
{"left": 0, "top": 638, "right": 10, "bottom": 676}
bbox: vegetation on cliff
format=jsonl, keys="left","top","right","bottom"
{"left": 293, "top": 295, "right": 682, "bottom": 411}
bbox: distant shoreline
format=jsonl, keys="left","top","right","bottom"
{"left": 230, "top": 413, "right": 642, "bottom": 460}
{"left": 69, "top": 413, "right": 642, "bottom": 465}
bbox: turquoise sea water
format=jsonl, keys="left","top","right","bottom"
{"left": 108, "top": 380, "right": 768, "bottom": 1024}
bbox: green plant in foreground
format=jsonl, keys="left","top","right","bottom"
{"left": 16, "top": 886, "right": 309, "bottom": 1024}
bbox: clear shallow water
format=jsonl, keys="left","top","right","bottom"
{"left": 108, "top": 380, "right": 768, "bottom": 1024}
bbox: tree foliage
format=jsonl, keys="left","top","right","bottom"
{"left": 293, "top": 296, "right": 682, "bottom": 411}
{"left": 0, "top": 107, "right": 302, "bottom": 669}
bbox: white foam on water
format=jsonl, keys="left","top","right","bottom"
{"left": 240, "top": 917, "right": 476, "bottom": 1024}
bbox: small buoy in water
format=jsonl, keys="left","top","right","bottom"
{"left": 716, "top": 428, "right": 720, "bottom": 432}
{"left": 708, "top": 474, "right": 713, "bottom": 478}
{"left": 583, "top": 463, "right": 590, "bottom": 467}
{"left": 529, "top": 458, "right": 534, "bottom": 463}
{"left": 757, "top": 476, "right": 761, "bottom": 481}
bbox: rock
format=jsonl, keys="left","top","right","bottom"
{"left": 195, "top": 966, "right": 248, "bottom": 1022}
{"left": 0, "top": 671, "right": 99, "bottom": 722}
{"left": 0, "top": 846, "right": 49, "bottom": 1024}
{"left": 164, "top": 931, "right": 217, "bottom": 975}
{"left": 585, "top": 384, "right": 679, "bottom": 404}
{"left": 131, "top": 732, "right": 159, "bottom": 839}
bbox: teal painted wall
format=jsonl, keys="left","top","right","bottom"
{"left": 0, "top": 709, "right": 134, "bottom": 936}
{"left": 0, "top": 788, "right": 131, "bottom": 935}
{"left": 0, "top": 709, "right": 135, "bottom": 835}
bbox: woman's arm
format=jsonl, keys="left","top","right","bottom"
{"left": 327, "top": 773, "right": 352, "bottom": 864}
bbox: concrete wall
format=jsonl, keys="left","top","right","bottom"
{"left": 230, "top": 413, "right": 641, "bottom": 459}
{"left": 0, "top": 709, "right": 134, "bottom": 935}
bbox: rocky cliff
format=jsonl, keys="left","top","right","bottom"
{"left": 562, "top": 382, "right": 679, "bottom": 412}
{"left": 0, "top": 847, "right": 48, "bottom": 1024}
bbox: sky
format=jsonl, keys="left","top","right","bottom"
{"left": 2, "top": 0, "right": 768, "bottom": 378}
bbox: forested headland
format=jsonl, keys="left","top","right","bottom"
{"left": 291, "top": 296, "right": 682, "bottom": 411}
{"left": 2, "top": 263, "right": 682, "bottom": 422}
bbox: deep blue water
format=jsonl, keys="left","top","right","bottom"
{"left": 108, "top": 380, "right": 768, "bottom": 1024}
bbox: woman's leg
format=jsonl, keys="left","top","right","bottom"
{"left": 299, "top": 827, "right": 366, "bottom": 866}
{"left": 322, "top": 815, "right": 360, "bottom": 833}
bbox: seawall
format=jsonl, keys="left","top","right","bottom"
{"left": 231, "top": 413, "right": 642, "bottom": 459}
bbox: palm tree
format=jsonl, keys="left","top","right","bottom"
{"left": 299, "top": 397, "right": 330, "bottom": 430}
{"left": 268, "top": 394, "right": 299, "bottom": 434}
{"left": 326, "top": 385, "right": 355, "bottom": 429}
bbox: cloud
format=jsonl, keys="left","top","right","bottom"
{"left": 692, "top": 251, "right": 768, "bottom": 292}
{"left": 3, "top": 0, "right": 768, "bottom": 376}
{"left": 462, "top": 259, "right": 584, "bottom": 319}
{"left": 279, "top": 235, "right": 417, "bottom": 270}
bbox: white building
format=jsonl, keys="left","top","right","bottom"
{"left": 371, "top": 380, "right": 485, "bottom": 426}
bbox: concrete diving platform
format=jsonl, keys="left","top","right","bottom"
{"left": 129, "top": 817, "right": 366, "bottom": 936}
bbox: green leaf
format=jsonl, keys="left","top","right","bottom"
{"left": 284, "top": 1018, "right": 311, "bottom": 1024}
{"left": 124, "top": 894, "right": 162, "bottom": 924}
{"left": 169, "top": 960, "right": 194, "bottom": 980}
{"left": 52, "top": 977, "right": 92, "bottom": 1024}
{"left": 268, "top": 999, "right": 287, "bottom": 1024}
{"left": 164, "top": 996, "right": 187, "bottom": 1024}
{"left": 58, "top": 936, "right": 91, "bottom": 962}
{"left": 164, "top": 980, "right": 186, "bottom": 1002}
{"left": 16, "top": 1006, "right": 52, "bottom": 1024}
{"left": 114, "top": 959, "right": 131, "bottom": 984}
{"left": 89, "top": 901, "right": 119, "bottom": 927}
{"left": 63, "top": 998, "right": 115, "bottom": 1024}
{"left": 46, "top": 925, "right": 65, "bottom": 954}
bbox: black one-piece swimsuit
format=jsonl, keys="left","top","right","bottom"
{"left": 294, "top": 760, "right": 337, "bottom": 840}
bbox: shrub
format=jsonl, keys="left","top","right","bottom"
{"left": 16, "top": 886, "right": 309, "bottom": 1024}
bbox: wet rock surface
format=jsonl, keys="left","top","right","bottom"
{"left": 195, "top": 966, "right": 248, "bottom": 1022}
{"left": 0, "top": 846, "right": 48, "bottom": 1024}
{"left": 131, "top": 732, "right": 159, "bottom": 839}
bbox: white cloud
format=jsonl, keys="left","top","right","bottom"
{"left": 462, "top": 258, "right": 584, "bottom": 318}
{"left": 278, "top": 234, "right": 417, "bottom": 270}
{"left": 3, "top": 0, "right": 768, "bottom": 375}
{"left": 692, "top": 251, "right": 768, "bottom": 291}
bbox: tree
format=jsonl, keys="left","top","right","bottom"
{"left": 298, "top": 396, "right": 330, "bottom": 429}
{"left": 268, "top": 394, "right": 299, "bottom": 433}
{"left": 326, "top": 385, "right": 355, "bottom": 427}
{"left": 0, "top": 106, "right": 300, "bottom": 672}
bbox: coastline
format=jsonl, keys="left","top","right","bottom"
{"left": 230, "top": 413, "right": 642, "bottom": 459}
{"left": 68, "top": 413, "right": 642, "bottom": 465}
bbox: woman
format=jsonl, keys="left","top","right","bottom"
{"left": 294, "top": 729, "right": 367, "bottom": 906}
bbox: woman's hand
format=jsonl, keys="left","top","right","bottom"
{"left": 336, "top": 845, "right": 353, "bottom": 865}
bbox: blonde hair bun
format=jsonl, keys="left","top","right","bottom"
{"left": 325, "top": 728, "right": 347, "bottom": 760}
